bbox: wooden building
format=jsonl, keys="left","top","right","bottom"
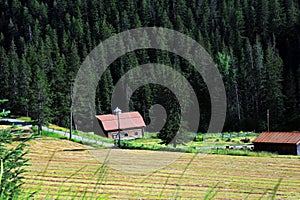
{"left": 253, "top": 132, "right": 300, "bottom": 155}
{"left": 94, "top": 111, "right": 146, "bottom": 139}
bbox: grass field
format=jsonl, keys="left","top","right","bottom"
{"left": 22, "top": 138, "right": 300, "bottom": 199}
{"left": 122, "top": 132, "right": 259, "bottom": 154}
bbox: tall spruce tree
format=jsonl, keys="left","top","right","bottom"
{"left": 7, "top": 41, "right": 19, "bottom": 112}
{"left": 261, "top": 43, "right": 285, "bottom": 130}
{"left": 0, "top": 47, "right": 9, "bottom": 100}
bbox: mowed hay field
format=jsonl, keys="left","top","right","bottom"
{"left": 23, "top": 138, "right": 300, "bottom": 199}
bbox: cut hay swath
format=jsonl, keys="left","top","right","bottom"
{"left": 22, "top": 138, "right": 300, "bottom": 199}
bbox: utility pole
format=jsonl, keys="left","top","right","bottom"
{"left": 267, "top": 109, "right": 270, "bottom": 132}
{"left": 69, "top": 82, "right": 73, "bottom": 140}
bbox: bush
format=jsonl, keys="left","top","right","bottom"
{"left": 194, "top": 135, "right": 203, "bottom": 142}
{"left": 240, "top": 138, "right": 250, "bottom": 143}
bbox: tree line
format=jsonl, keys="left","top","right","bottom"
{"left": 0, "top": 0, "right": 299, "bottom": 135}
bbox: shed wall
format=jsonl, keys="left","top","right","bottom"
{"left": 297, "top": 144, "right": 300, "bottom": 156}
{"left": 254, "top": 143, "right": 297, "bottom": 155}
{"left": 107, "top": 128, "right": 143, "bottom": 139}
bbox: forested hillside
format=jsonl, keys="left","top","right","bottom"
{"left": 0, "top": 0, "right": 299, "bottom": 132}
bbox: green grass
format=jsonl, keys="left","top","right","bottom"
{"left": 8, "top": 115, "right": 33, "bottom": 122}
{"left": 6, "top": 118, "right": 113, "bottom": 145}
{"left": 47, "top": 123, "right": 69, "bottom": 132}
{"left": 31, "top": 126, "right": 67, "bottom": 140}
{"left": 208, "top": 149, "right": 275, "bottom": 157}
{"left": 73, "top": 131, "right": 114, "bottom": 143}
{"left": 15, "top": 117, "right": 33, "bottom": 122}
{"left": 45, "top": 124, "right": 114, "bottom": 144}
{"left": 41, "top": 130, "right": 68, "bottom": 140}
{"left": 31, "top": 127, "right": 110, "bottom": 149}
{"left": 121, "top": 132, "right": 251, "bottom": 152}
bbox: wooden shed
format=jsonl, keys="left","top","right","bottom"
{"left": 253, "top": 132, "right": 300, "bottom": 155}
{"left": 94, "top": 111, "right": 146, "bottom": 139}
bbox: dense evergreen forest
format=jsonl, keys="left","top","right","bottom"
{"left": 0, "top": 0, "right": 299, "bottom": 133}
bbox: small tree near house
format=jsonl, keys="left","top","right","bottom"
{"left": 0, "top": 100, "right": 33, "bottom": 199}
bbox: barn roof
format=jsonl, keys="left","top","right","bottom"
{"left": 252, "top": 132, "right": 300, "bottom": 144}
{"left": 95, "top": 112, "right": 146, "bottom": 131}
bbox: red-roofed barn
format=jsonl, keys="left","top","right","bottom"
{"left": 253, "top": 132, "right": 300, "bottom": 155}
{"left": 94, "top": 111, "right": 146, "bottom": 139}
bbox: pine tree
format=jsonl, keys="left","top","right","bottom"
{"left": 285, "top": 0, "right": 298, "bottom": 28}
{"left": 103, "top": 0, "right": 120, "bottom": 31}
{"left": 261, "top": 43, "right": 285, "bottom": 130}
{"left": 98, "top": 69, "right": 113, "bottom": 114}
{"left": 7, "top": 41, "right": 19, "bottom": 112}
{"left": 231, "top": 6, "right": 245, "bottom": 55}
{"left": 297, "top": 65, "right": 300, "bottom": 113}
{"left": 138, "top": 0, "right": 152, "bottom": 26}
{"left": 65, "top": 41, "right": 80, "bottom": 82}
{"left": 242, "top": 0, "right": 256, "bottom": 40}
{"left": 26, "top": 44, "right": 51, "bottom": 125}
{"left": 17, "top": 55, "right": 31, "bottom": 117}
{"left": 35, "top": 66, "right": 51, "bottom": 130}
{"left": 217, "top": 50, "right": 240, "bottom": 130}
{"left": 70, "top": 16, "right": 84, "bottom": 42}
{"left": 283, "top": 70, "right": 298, "bottom": 127}
{"left": 99, "top": 15, "right": 115, "bottom": 40}
{"left": 256, "top": 0, "right": 270, "bottom": 41}
{"left": 269, "top": 0, "right": 284, "bottom": 34}
{"left": 253, "top": 37, "right": 264, "bottom": 121}
{"left": 0, "top": 47, "right": 9, "bottom": 100}
{"left": 49, "top": 54, "right": 68, "bottom": 126}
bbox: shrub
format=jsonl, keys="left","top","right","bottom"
{"left": 240, "top": 138, "right": 250, "bottom": 143}
{"left": 194, "top": 135, "right": 203, "bottom": 142}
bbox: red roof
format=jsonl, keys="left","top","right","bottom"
{"left": 253, "top": 132, "right": 300, "bottom": 144}
{"left": 95, "top": 112, "right": 146, "bottom": 131}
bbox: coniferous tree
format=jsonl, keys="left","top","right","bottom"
{"left": 285, "top": 0, "right": 298, "bottom": 28}
{"left": 26, "top": 44, "right": 50, "bottom": 125}
{"left": 66, "top": 41, "right": 80, "bottom": 82}
{"left": 98, "top": 69, "right": 113, "bottom": 114}
{"left": 7, "top": 41, "right": 19, "bottom": 112}
{"left": 261, "top": 43, "right": 285, "bottom": 130}
{"left": 242, "top": 0, "right": 256, "bottom": 41}
{"left": 253, "top": 37, "right": 264, "bottom": 121}
{"left": 269, "top": 0, "right": 285, "bottom": 34}
{"left": 256, "top": 0, "right": 270, "bottom": 41}
{"left": 297, "top": 65, "right": 300, "bottom": 113}
{"left": 54, "top": 56, "right": 69, "bottom": 126}
{"left": 284, "top": 70, "right": 298, "bottom": 128}
{"left": 17, "top": 55, "right": 31, "bottom": 117}
{"left": 0, "top": 47, "right": 9, "bottom": 100}
{"left": 138, "top": 0, "right": 151, "bottom": 26}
